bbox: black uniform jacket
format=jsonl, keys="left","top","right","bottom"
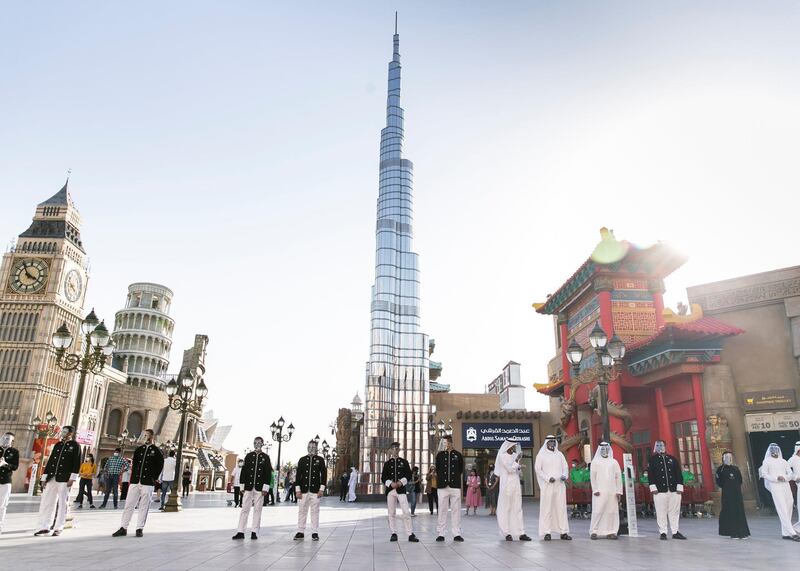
{"left": 381, "top": 456, "right": 412, "bottom": 495}
{"left": 0, "top": 446, "right": 20, "bottom": 485}
{"left": 435, "top": 449, "right": 464, "bottom": 489}
{"left": 648, "top": 453, "right": 684, "bottom": 493}
{"left": 43, "top": 440, "right": 81, "bottom": 483}
{"left": 241, "top": 450, "right": 273, "bottom": 492}
{"left": 130, "top": 443, "right": 165, "bottom": 486}
{"left": 296, "top": 454, "right": 326, "bottom": 494}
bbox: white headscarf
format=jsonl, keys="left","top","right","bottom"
{"left": 539, "top": 434, "right": 559, "bottom": 456}
{"left": 795, "top": 441, "right": 800, "bottom": 454}
{"left": 495, "top": 439, "right": 521, "bottom": 472}
{"left": 591, "top": 441, "right": 615, "bottom": 465}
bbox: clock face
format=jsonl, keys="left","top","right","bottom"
{"left": 9, "top": 258, "right": 49, "bottom": 294}
{"left": 64, "top": 269, "right": 83, "bottom": 302}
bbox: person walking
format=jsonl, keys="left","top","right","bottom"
{"left": 181, "top": 464, "right": 192, "bottom": 497}
{"left": 435, "top": 435, "right": 465, "bottom": 542}
{"left": 112, "top": 429, "right": 164, "bottom": 538}
{"left": 426, "top": 467, "right": 438, "bottom": 514}
{"left": 648, "top": 440, "right": 686, "bottom": 540}
{"left": 716, "top": 451, "right": 750, "bottom": 539}
{"left": 485, "top": 464, "right": 499, "bottom": 516}
{"left": 232, "top": 436, "right": 273, "bottom": 540}
{"left": 496, "top": 440, "right": 531, "bottom": 541}
{"left": 159, "top": 450, "right": 176, "bottom": 510}
{"left": 382, "top": 442, "right": 419, "bottom": 543}
{"left": 75, "top": 453, "right": 97, "bottom": 509}
{"left": 0, "top": 432, "right": 20, "bottom": 535}
{"left": 232, "top": 459, "right": 244, "bottom": 508}
{"left": 294, "top": 440, "right": 327, "bottom": 541}
{"left": 34, "top": 425, "right": 81, "bottom": 537}
{"left": 347, "top": 467, "right": 359, "bottom": 502}
{"left": 100, "top": 448, "right": 128, "bottom": 509}
{"left": 760, "top": 442, "right": 800, "bottom": 541}
{"left": 407, "top": 466, "right": 420, "bottom": 516}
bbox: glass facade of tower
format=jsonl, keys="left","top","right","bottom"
{"left": 360, "top": 28, "right": 431, "bottom": 494}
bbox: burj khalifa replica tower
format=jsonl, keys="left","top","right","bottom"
{"left": 360, "top": 19, "right": 432, "bottom": 495}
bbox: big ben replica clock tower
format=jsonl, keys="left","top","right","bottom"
{"left": 0, "top": 180, "right": 89, "bottom": 462}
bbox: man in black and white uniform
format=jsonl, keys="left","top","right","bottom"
{"left": 0, "top": 432, "right": 20, "bottom": 535}
{"left": 648, "top": 439, "right": 686, "bottom": 540}
{"left": 435, "top": 435, "right": 465, "bottom": 542}
{"left": 112, "top": 429, "right": 164, "bottom": 538}
{"left": 382, "top": 441, "right": 419, "bottom": 543}
{"left": 232, "top": 436, "right": 273, "bottom": 540}
{"left": 294, "top": 440, "right": 327, "bottom": 541}
{"left": 34, "top": 425, "right": 81, "bottom": 537}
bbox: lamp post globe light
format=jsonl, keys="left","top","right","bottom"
{"left": 270, "top": 417, "right": 294, "bottom": 503}
{"left": 31, "top": 411, "right": 59, "bottom": 496}
{"left": 568, "top": 321, "right": 626, "bottom": 444}
{"left": 50, "top": 308, "right": 115, "bottom": 431}
{"left": 163, "top": 367, "right": 207, "bottom": 513}
{"left": 117, "top": 428, "right": 137, "bottom": 457}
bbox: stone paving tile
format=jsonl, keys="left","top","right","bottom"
{"left": 3, "top": 493, "right": 800, "bottom": 570}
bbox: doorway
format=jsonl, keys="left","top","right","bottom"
{"left": 748, "top": 430, "right": 800, "bottom": 511}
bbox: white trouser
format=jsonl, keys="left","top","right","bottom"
{"left": 121, "top": 484, "right": 153, "bottom": 530}
{"left": 387, "top": 489, "right": 413, "bottom": 536}
{"left": 37, "top": 481, "right": 70, "bottom": 532}
{"left": 297, "top": 492, "right": 320, "bottom": 533}
{"left": 436, "top": 487, "right": 462, "bottom": 536}
{"left": 653, "top": 491, "right": 681, "bottom": 535}
{"left": 538, "top": 481, "right": 569, "bottom": 536}
{"left": 237, "top": 489, "right": 264, "bottom": 533}
{"left": 0, "top": 483, "right": 11, "bottom": 532}
{"left": 497, "top": 478, "right": 525, "bottom": 537}
{"left": 769, "top": 484, "right": 795, "bottom": 537}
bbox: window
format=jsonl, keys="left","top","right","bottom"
{"left": 632, "top": 430, "right": 651, "bottom": 475}
{"left": 107, "top": 409, "right": 122, "bottom": 436}
{"left": 151, "top": 296, "right": 159, "bottom": 310}
{"left": 674, "top": 420, "right": 703, "bottom": 484}
{"left": 127, "top": 411, "right": 143, "bottom": 437}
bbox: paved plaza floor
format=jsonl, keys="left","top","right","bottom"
{"left": 2, "top": 492, "right": 799, "bottom": 570}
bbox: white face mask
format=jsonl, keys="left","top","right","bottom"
{"left": 113, "top": 452, "right": 120, "bottom": 456}
{"left": 253, "top": 438, "right": 263, "bottom": 451}
{"left": 307, "top": 442, "right": 318, "bottom": 455}
{"left": 60, "top": 428, "right": 71, "bottom": 440}
{"left": 0, "top": 434, "right": 13, "bottom": 448}
{"left": 722, "top": 453, "right": 733, "bottom": 466}
{"left": 654, "top": 441, "right": 666, "bottom": 454}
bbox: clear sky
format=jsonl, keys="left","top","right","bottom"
{"left": 2, "top": 1, "right": 799, "bottom": 463}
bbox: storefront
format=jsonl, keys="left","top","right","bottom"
{"left": 744, "top": 404, "right": 800, "bottom": 508}
{"left": 460, "top": 420, "right": 536, "bottom": 496}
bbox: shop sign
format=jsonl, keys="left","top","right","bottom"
{"left": 745, "top": 413, "right": 775, "bottom": 433}
{"left": 742, "top": 389, "right": 796, "bottom": 411}
{"left": 773, "top": 411, "right": 800, "bottom": 430}
{"left": 75, "top": 429, "right": 95, "bottom": 445}
{"left": 461, "top": 422, "right": 533, "bottom": 449}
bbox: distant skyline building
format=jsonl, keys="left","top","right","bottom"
{"left": 360, "top": 20, "right": 432, "bottom": 494}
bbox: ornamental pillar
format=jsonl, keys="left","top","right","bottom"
{"left": 654, "top": 387, "right": 675, "bottom": 455}
{"left": 691, "top": 374, "right": 714, "bottom": 494}
{"left": 649, "top": 278, "right": 666, "bottom": 329}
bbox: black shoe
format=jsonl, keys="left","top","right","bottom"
{"left": 505, "top": 535, "right": 513, "bottom": 541}
{"left": 390, "top": 533, "right": 398, "bottom": 542}
{"left": 251, "top": 532, "right": 258, "bottom": 540}
{"left": 232, "top": 532, "right": 245, "bottom": 540}
{"left": 89, "top": 505, "right": 96, "bottom": 509}
{"left": 519, "top": 535, "right": 532, "bottom": 541}
{"left": 435, "top": 535, "right": 445, "bottom": 542}
{"left": 560, "top": 534, "right": 572, "bottom": 541}
{"left": 591, "top": 533, "right": 598, "bottom": 540}
{"left": 51, "top": 530, "right": 61, "bottom": 536}
{"left": 453, "top": 535, "right": 464, "bottom": 542}
{"left": 294, "top": 532, "right": 304, "bottom": 540}
{"left": 660, "top": 533, "right": 667, "bottom": 540}
{"left": 112, "top": 528, "right": 127, "bottom": 537}
{"left": 76, "top": 505, "right": 83, "bottom": 509}
{"left": 135, "top": 529, "right": 143, "bottom": 538}
{"left": 99, "top": 505, "right": 106, "bottom": 509}
{"left": 408, "top": 534, "right": 419, "bottom": 543}
{"left": 673, "top": 532, "right": 686, "bottom": 540}
{"left": 543, "top": 534, "right": 551, "bottom": 541}
{"left": 312, "top": 533, "right": 319, "bottom": 541}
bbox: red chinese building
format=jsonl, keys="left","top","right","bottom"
{"left": 534, "top": 229, "right": 742, "bottom": 497}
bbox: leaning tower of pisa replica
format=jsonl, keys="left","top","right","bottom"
{"left": 111, "top": 283, "right": 175, "bottom": 389}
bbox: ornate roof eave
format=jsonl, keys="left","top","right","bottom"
{"left": 534, "top": 379, "right": 565, "bottom": 396}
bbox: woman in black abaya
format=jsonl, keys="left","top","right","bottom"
{"left": 716, "top": 451, "right": 750, "bottom": 539}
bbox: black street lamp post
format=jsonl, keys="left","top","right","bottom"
{"left": 270, "top": 417, "right": 294, "bottom": 503}
{"left": 51, "top": 309, "right": 114, "bottom": 431}
{"left": 163, "top": 367, "right": 208, "bottom": 512}
{"left": 566, "top": 321, "right": 626, "bottom": 444}
{"left": 117, "top": 429, "right": 137, "bottom": 457}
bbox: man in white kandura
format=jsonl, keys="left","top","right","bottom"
{"left": 760, "top": 442, "right": 800, "bottom": 541}
{"left": 534, "top": 435, "right": 571, "bottom": 541}
{"left": 347, "top": 467, "right": 358, "bottom": 502}
{"left": 589, "top": 441, "right": 621, "bottom": 540}
{"left": 789, "top": 441, "right": 800, "bottom": 533}
{"left": 495, "top": 440, "right": 531, "bottom": 541}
